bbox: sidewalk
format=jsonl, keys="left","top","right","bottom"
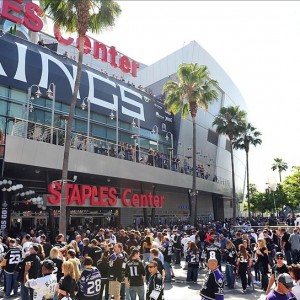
{"left": 0, "top": 262, "right": 267, "bottom": 300}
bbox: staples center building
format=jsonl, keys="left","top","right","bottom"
{"left": 0, "top": 1, "right": 247, "bottom": 233}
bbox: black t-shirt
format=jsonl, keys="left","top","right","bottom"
{"left": 4, "top": 247, "right": 22, "bottom": 273}
{"left": 282, "top": 233, "right": 291, "bottom": 251}
{"left": 89, "top": 246, "right": 102, "bottom": 267}
{"left": 272, "top": 264, "right": 289, "bottom": 281}
{"left": 224, "top": 247, "right": 237, "bottom": 266}
{"left": 125, "top": 259, "right": 145, "bottom": 286}
{"left": 59, "top": 275, "right": 77, "bottom": 298}
{"left": 51, "top": 257, "right": 64, "bottom": 282}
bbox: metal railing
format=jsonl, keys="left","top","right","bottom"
{"left": 8, "top": 118, "right": 230, "bottom": 185}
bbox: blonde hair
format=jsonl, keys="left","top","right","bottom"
{"left": 258, "top": 238, "right": 266, "bottom": 247}
{"left": 68, "top": 258, "right": 81, "bottom": 282}
{"left": 50, "top": 247, "right": 59, "bottom": 258}
{"left": 69, "top": 240, "right": 80, "bottom": 255}
{"left": 62, "top": 261, "right": 75, "bottom": 279}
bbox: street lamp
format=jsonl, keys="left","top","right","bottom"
{"left": 166, "top": 132, "right": 174, "bottom": 170}
{"left": 132, "top": 118, "right": 140, "bottom": 158}
{"left": 46, "top": 83, "right": 56, "bottom": 144}
{"left": 267, "top": 177, "right": 277, "bottom": 217}
{"left": 26, "top": 83, "right": 56, "bottom": 144}
{"left": 151, "top": 125, "right": 159, "bottom": 150}
{"left": 80, "top": 97, "right": 90, "bottom": 144}
{"left": 110, "top": 108, "right": 119, "bottom": 154}
{"left": 26, "top": 84, "right": 41, "bottom": 136}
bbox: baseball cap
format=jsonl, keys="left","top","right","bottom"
{"left": 42, "top": 259, "right": 55, "bottom": 271}
{"left": 29, "top": 244, "right": 39, "bottom": 252}
{"left": 276, "top": 252, "right": 284, "bottom": 258}
{"left": 277, "top": 273, "right": 294, "bottom": 288}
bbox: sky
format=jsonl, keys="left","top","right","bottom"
{"left": 94, "top": 1, "right": 300, "bottom": 191}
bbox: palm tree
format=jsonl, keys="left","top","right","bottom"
{"left": 212, "top": 106, "right": 247, "bottom": 223}
{"left": 41, "top": 0, "right": 121, "bottom": 237}
{"left": 271, "top": 158, "right": 288, "bottom": 182}
{"left": 233, "top": 122, "right": 262, "bottom": 220}
{"left": 162, "top": 63, "right": 218, "bottom": 226}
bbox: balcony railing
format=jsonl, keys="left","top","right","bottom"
{"left": 6, "top": 117, "right": 230, "bottom": 186}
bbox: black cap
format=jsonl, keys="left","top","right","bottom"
{"left": 42, "top": 259, "right": 55, "bottom": 271}
{"left": 29, "top": 244, "right": 39, "bottom": 252}
{"left": 276, "top": 252, "right": 284, "bottom": 258}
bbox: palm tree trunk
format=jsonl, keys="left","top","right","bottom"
{"left": 59, "top": 36, "right": 84, "bottom": 237}
{"left": 230, "top": 141, "right": 237, "bottom": 223}
{"left": 246, "top": 150, "right": 250, "bottom": 220}
{"left": 279, "top": 171, "right": 282, "bottom": 182}
{"left": 191, "top": 116, "right": 197, "bottom": 227}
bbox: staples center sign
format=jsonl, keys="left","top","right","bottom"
{"left": 47, "top": 182, "right": 164, "bottom": 208}
{"left": 0, "top": 0, "right": 139, "bottom": 77}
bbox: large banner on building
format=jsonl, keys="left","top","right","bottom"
{"left": 0, "top": 33, "right": 174, "bottom": 134}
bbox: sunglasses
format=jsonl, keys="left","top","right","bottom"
{"left": 276, "top": 257, "right": 284, "bottom": 260}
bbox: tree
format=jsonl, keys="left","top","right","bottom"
{"left": 271, "top": 157, "right": 288, "bottom": 182}
{"left": 233, "top": 122, "right": 262, "bottom": 220}
{"left": 41, "top": 0, "right": 121, "bottom": 237}
{"left": 282, "top": 166, "right": 300, "bottom": 211}
{"left": 212, "top": 106, "right": 247, "bottom": 223}
{"left": 162, "top": 63, "right": 218, "bottom": 226}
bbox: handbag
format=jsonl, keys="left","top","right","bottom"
{"left": 0, "top": 259, "right": 7, "bottom": 268}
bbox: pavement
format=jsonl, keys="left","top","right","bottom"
{"left": 164, "top": 263, "right": 266, "bottom": 300}
{"left": 0, "top": 262, "right": 267, "bottom": 300}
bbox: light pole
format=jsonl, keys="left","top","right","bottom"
{"left": 26, "top": 84, "right": 41, "bottom": 136}
{"left": 267, "top": 177, "right": 277, "bottom": 217}
{"left": 132, "top": 118, "right": 140, "bottom": 159}
{"left": 151, "top": 125, "right": 159, "bottom": 150}
{"left": 110, "top": 109, "right": 119, "bottom": 154}
{"left": 26, "top": 83, "right": 56, "bottom": 143}
{"left": 166, "top": 131, "right": 174, "bottom": 170}
{"left": 80, "top": 97, "right": 90, "bottom": 144}
{"left": 46, "top": 83, "right": 56, "bottom": 144}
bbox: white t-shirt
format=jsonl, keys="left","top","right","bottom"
{"left": 22, "top": 241, "right": 32, "bottom": 258}
{"left": 295, "top": 217, "right": 300, "bottom": 227}
{"left": 25, "top": 273, "right": 57, "bottom": 300}
{"left": 292, "top": 280, "right": 300, "bottom": 300}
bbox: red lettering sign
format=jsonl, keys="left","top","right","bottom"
{"left": 0, "top": 0, "right": 43, "bottom": 32}
{"left": 47, "top": 184, "right": 164, "bottom": 208}
{"left": 0, "top": 1, "right": 140, "bottom": 77}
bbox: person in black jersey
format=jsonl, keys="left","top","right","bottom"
{"left": 236, "top": 244, "right": 251, "bottom": 293}
{"left": 125, "top": 248, "right": 145, "bottom": 300}
{"left": 200, "top": 258, "right": 224, "bottom": 300}
{"left": 266, "top": 252, "right": 289, "bottom": 295}
{"left": 224, "top": 240, "right": 236, "bottom": 289}
{"left": 3, "top": 239, "right": 22, "bottom": 297}
{"left": 186, "top": 241, "right": 200, "bottom": 283}
{"left": 97, "top": 249, "right": 110, "bottom": 300}
{"left": 89, "top": 239, "right": 102, "bottom": 267}
{"left": 108, "top": 243, "right": 125, "bottom": 300}
{"left": 77, "top": 256, "right": 101, "bottom": 300}
{"left": 205, "top": 237, "right": 222, "bottom": 268}
{"left": 146, "top": 260, "right": 164, "bottom": 300}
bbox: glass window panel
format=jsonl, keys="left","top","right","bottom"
{"left": 9, "top": 102, "right": 23, "bottom": 118}
{"left": 92, "top": 124, "right": 106, "bottom": 139}
{"left": 76, "top": 119, "right": 87, "bottom": 135}
{"left": 11, "top": 88, "right": 27, "bottom": 103}
{"left": 0, "top": 85, "right": 9, "bottom": 98}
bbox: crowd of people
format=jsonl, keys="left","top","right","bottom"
{"left": 1, "top": 215, "right": 300, "bottom": 299}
